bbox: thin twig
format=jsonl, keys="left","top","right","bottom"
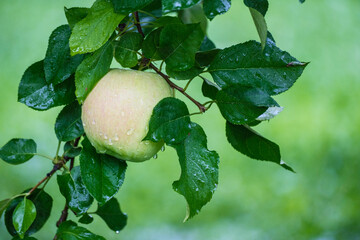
{"left": 133, "top": 11, "right": 145, "bottom": 37}
{"left": 150, "top": 63, "right": 206, "bottom": 112}
{"left": 27, "top": 163, "right": 61, "bottom": 196}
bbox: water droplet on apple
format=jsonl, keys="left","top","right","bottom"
{"left": 99, "top": 132, "right": 103, "bottom": 136}
{"left": 161, "top": 145, "right": 165, "bottom": 152}
{"left": 121, "top": 111, "right": 125, "bottom": 117}
{"left": 114, "top": 134, "right": 119, "bottom": 141}
{"left": 82, "top": 123, "right": 86, "bottom": 127}
{"left": 108, "top": 139, "right": 113, "bottom": 145}
{"left": 144, "top": 141, "right": 149, "bottom": 145}
{"left": 92, "top": 120, "right": 96, "bottom": 125}
{"left": 104, "top": 134, "right": 108, "bottom": 139}
{"left": 126, "top": 128, "right": 134, "bottom": 135}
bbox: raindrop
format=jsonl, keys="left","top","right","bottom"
{"left": 115, "top": 231, "right": 120, "bottom": 234}
{"left": 144, "top": 141, "right": 149, "bottom": 145}
{"left": 99, "top": 132, "right": 103, "bottom": 136}
{"left": 114, "top": 134, "right": 119, "bottom": 141}
{"left": 108, "top": 139, "right": 113, "bottom": 145}
{"left": 153, "top": 154, "right": 158, "bottom": 159}
{"left": 82, "top": 123, "right": 86, "bottom": 127}
{"left": 104, "top": 134, "right": 108, "bottom": 139}
{"left": 161, "top": 145, "right": 165, "bottom": 152}
{"left": 121, "top": 111, "right": 125, "bottom": 117}
{"left": 92, "top": 120, "right": 96, "bottom": 125}
{"left": 126, "top": 128, "right": 134, "bottom": 136}
{"left": 195, "top": 187, "right": 199, "bottom": 192}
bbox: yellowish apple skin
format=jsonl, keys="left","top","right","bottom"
{"left": 81, "top": 69, "right": 173, "bottom": 162}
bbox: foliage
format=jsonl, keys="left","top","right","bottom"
{"left": 0, "top": 0, "right": 307, "bottom": 239}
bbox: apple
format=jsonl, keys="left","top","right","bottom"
{"left": 81, "top": 69, "right": 173, "bottom": 162}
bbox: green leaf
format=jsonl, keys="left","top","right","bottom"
{"left": 5, "top": 189, "right": 53, "bottom": 237}
{"left": 78, "top": 213, "right": 94, "bottom": 224}
{"left": 0, "top": 198, "right": 12, "bottom": 219}
{"left": 208, "top": 41, "right": 307, "bottom": 95}
{"left": 69, "top": 0, "right": 125, "bottom": 55}
{"left": 244, "top": 0, "right": 268, "bottom": 16}
{"left": 199, "top": 36, "right": 216, "bottom": 51}
{"left": 95, "top": 198, "right": 127, "bottom": 232}
{"left": 63, "top": 142, "right": 82, "bottom": 158}
{"left": 162, "top": 0, "right": 201, "bottom": 13}
{"left": 216, "top": 85, "right": 278, "bottom": 125}
{"left": 57, "top": 166, "right": 94, "bottom": 215}
{"left": 166, "top": 65, "right": 203, "bottom": 80}
{"left": 226, "top": 122, "right": 294, "bottom": 171}
{"left": 152, "top": 16, "right": 182, "bottom": 27}
{"left": 248, "top": 8, "right": 267, "bottom": 50}
{"left": 80, "top": 138, "right": 127, "bottom": 205}
{"left": 12, "top": 198, "right": 37, "bottom": 238}
{"left": 0, "top": 139, "right": 36, "bottom": 165}
{"left": 55, "top": 102, "right": 84, "bottom": 142}
{"left": 114, "top": 32, "right": 143, "bottom": 68}
{"left": 75, "top": 41, "right": 113, "bottom": 103}
{"left": 144, "top": 97, "right": 192, "bottom": 145}
{"left": 172, "top": 123, "right": 219, "bottom": 221}
{"left": 195, "top": 48, "right": 220, "bottom": 68}
{"left": 201, "top": 78, "right": 220, "bottom": 100}
{"left": 57, "top": 220, "right": 105, "bottom": 240}
{"left": 159, "top": 23, "right": 205, "bottom": 71}
{"left": 142, "top": 28, "right": 162, "bottom": 60}
{"left": 179, "top": 4, "right": 207, "bottom": 34}
{"left": 12, "top": 237, "right": 38, "bottom": 240}
{"left": 64, "top": 7, "right": 89, "bottom": 29}
{"left": 203, "top": 0, "right": 231, "bottom": 20}
{"left": 44, "top": 25, "right": 84, "bottom": 85}
{"left": 299, "top": 0, "right": 305, "bottom": 3}
{"left": 111, "top": 0, "right": 155, "bottom": 14}
{"left": 18, "top": 60, "right": 76, "bottom": 111}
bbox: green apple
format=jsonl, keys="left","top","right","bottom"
{"left": 81, "top": 69, "right": 173, "bottom": 162}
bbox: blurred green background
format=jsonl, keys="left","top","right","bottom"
{"left": 1, "top": 0, "right": 360, "bottom": 239}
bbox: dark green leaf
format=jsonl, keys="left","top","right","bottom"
{"left": 152, "top": 16, "right": 182, "bottom": 27}
{"left": 0, "top": 139, "right": 36, "bottom": 165}
{"left": 216, "top": 85, "right": 278, "bottom": 125}
{"left": 78, "top": 213, "right": 94, "bottom": 224}
{"left": 12, "top": 237, "right": 38, "bottom": 240}
{"left": 159, "top": 23, "right": 205, "bottom": 71}
{"left": 57, "top": 166, "right": 94, "bottom": 215}
{"left": 248, "top": 7, "right": 267, "bottom": 50}
{"left": 75, "top": 41, "right": 113, "bottom": 103}
{"left": 0, "top": 198, "right": 12, "bottom": 219}
{"left": 5, "top": 189, "right": 53, "bottom": 237}
{"left": 144, "top": 97, "right": 192, "bottom": 145}
{"left": 12, "top": 198, "right": 37, "bottom": 238}
{"left": 201, "top": 78, "right": 220, "bottom": 100}
{"left": 114, "top": 32, "right": 143, "bottom": 68}
{"left": 55, "top": 101, "right": 84, "bottom": 142}
{"left": 299, "top": 0, "right": 305, "bottom": 3}
{"left": 80, "top": 138, "right": 127, "bottom": 205}
{"left": 208, "top": 41, "right": 307, "bottom": 95}
{"left": 95, "top": 198, "right": 127, "bottom": 232}
{"left": 69, "top": 0, "right": 125, "bottom": 55}
{"left": 244, "top": 0, "right": 268, "bottom": 16}
{"left": 64, "top": 7, "right": 89, "bottom": 29}
{"left": 57, "top": 220, "right": 105, "bottom": 240}
{"left": 179, "top": 4, "right": 207, "bottom": 34}
{"left": 44, "top": 25, "right": 84, "bottom": 85}
{"left": 226, "top": 122, "right": 294, "bottom": 171}
{"left": 63, "top": 142, "right": 82, "bottom": 158}
{"left": 162, "top": 0, "right": 201, "bottom": 13}
{"left": 142, "top": 28, "right": 162, "bottom": 60}
{"left": 203, "top": 0, "right": 231, "bottom": 20}
{"left": 18, "top": 60, "right": 76, "bottom": 111}
{"left": 195, "top": 48, "right": 220, "bottom": 68}
{"left": 199, "top": 36, "right": 216, "bottom": 51}
{"left": 172, "top": 123, "right": 219, "bottom": 220}
{"left": 166, "top": 65, "right": 203, "bottom": 80}
{"left": 111, "top": 0, "right": 154, "bottom": 14}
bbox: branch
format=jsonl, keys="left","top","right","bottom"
{"left": 53, "top": 137, "right": 81, "bottom": 239}
{"left": 133, "top": 12, "right": 206, "bottom": 113}
{"left": 149, "top": 63, "right": 206, "bottom": 112}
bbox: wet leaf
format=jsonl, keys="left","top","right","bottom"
{"left": 203, "top": 0, "right": 231, "bottom": 20}
{"left": 55, "top": 101, "right": 84, "bottom": 142}
{"left": 56, "top": 220, "right": 105, "bottom": 240}
{"left": 95, "top": 198, "right": 127, "bottom": 232}
{"left": 12, "top": 198, "right": 37, "bottom": 238}
{"left": 0, "top": 139, "right": 36, "bottom": 165}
